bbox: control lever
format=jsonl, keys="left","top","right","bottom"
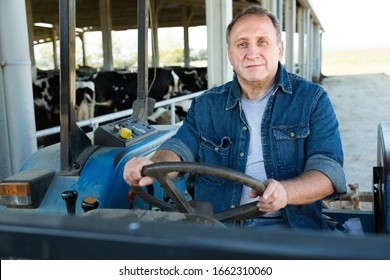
{"left": 61, "top": 190, "right": 78, "bottom": 215}
{"left": 81, "top": 197, "right": 99, "bottom": 213}
{"left": 128, "top": 190, "right": 136, "bottom": 209}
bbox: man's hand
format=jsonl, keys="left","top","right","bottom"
{"left": 123, "top": 156, "right": 155, "bottom": 187}
{"left": 123, "top": 150, "right": 182, "bottom": 187}
{"left": 249, "top": 178, "right": 288, "bottom": 212}
{"left": 248, "top": 170, "right": 335, "bottom": 212}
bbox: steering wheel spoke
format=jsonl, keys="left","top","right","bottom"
{"left": 158, "top": 174, "right": 195, "bottom": 214}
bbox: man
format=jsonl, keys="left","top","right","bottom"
{"left": 123, "top": 5, "right": 346, "bottom": 231}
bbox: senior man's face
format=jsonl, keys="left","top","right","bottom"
{"left": 228, "top": 14, "right": 284, "bottom": 87}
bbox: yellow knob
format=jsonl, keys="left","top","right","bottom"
{"left": 119, "top": 127, "right": 133, "bottom": 139}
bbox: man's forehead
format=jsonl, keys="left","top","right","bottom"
{"left": 230, "top": 14, "right": 277, "bottom": 39}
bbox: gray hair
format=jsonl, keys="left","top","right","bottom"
{"left": 226, "top": 5, "right": 282, "bottom": 45}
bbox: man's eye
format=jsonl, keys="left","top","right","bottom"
{"left": 259, "top": 40, "right": 269, "bottom": 45}
{"left": 238, "top": 42, "right": 248, "bottom": 47}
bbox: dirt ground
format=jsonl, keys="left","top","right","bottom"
{"left": 322, "top": 73, "right": 390, "bottom": 193}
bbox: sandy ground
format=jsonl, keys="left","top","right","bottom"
{"left": 322, "top": 73, "right": 390, "bottom": 192}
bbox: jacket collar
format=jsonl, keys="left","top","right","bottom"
{"left": 226, "top": 62, "right": 293, "bottom": 110}
{"left": 276, "top": 62, "right": 293, "bottom": 95}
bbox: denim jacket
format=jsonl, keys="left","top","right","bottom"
{"left": 158, "top": 63, "right": 347, "bottom": 231}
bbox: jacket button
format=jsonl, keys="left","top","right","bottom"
{"left": 214, "top": 147, "right": 219, "bottom": 152}
{"left": 290, "top": 132, "right": 295, "bottom": 138}
{"left": 231, "top": 205, "right": 236, "bottom": 208}
{"left": 243, "top": 126, "right": 248, "bottom": 131}
{"left": 239, "top": 152, "right": 244, "bottom": 157}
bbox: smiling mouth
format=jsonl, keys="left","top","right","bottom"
{"left": 245, "top": 64, "right": 263, "bottom": 68}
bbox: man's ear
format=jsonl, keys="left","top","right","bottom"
{"left": 227, "top": 47, "right": 233, "bottom": 65}
{"left": 278, "top": 41, "right": 285, "bottom": 59}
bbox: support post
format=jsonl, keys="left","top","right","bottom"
{"left": 0, "top": 0, "right": 37, "bottom": 180}
{"left": 284, "top": 0, "right": 296, "bottom": 73}
{"left": 206, "top": 0, "right": 233, "bottom": 88}
{"left": 99, "top": 0, "right": 113, "bottom": 70}
{"left": 59, "top": 0, "right": 91, "bottom": 174}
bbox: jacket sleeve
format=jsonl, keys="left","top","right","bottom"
{"left": 304, "top": 88, "right": 347, "bottom": 199}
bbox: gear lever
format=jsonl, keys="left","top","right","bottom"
{"left": 61, "top": 190, "right": 78, "bottom": 215}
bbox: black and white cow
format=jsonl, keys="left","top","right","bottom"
{"left": 75, "top": 80, "right": 96, "bottom": 121}
{"left": 33, "top": 72, "right": 97, "bottom": 127}
{"left": 91, "top": 71, "right": 135, "bottom": 117}
{"left": 171, "top": 67, "right": 208, "bottom": 95}
{"left": 91, "top": 67, "right": 177, "bottom": 116}
{"left": 33, "top": 72, "right": 60, "bottom": 120}
{"left": 32, "top": 67, "right": 205, "bottom": 147}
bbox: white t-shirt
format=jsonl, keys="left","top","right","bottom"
{"left": 240, "top": 87, "right": 282, "bottom": 217}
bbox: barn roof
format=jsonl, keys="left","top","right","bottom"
{"left": 30, "top": 0, "right": 263, "bottom": 44}
{"left": 29, "top": 0, "right": 323, "bottom": 44}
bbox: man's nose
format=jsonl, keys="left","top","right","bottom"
{"left": 245, "top": 45, "right": 260, "bottom": 60}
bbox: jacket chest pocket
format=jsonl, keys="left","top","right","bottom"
{"left": 197, "top": 133, "right": 232, "bottom": 185}
{"left": 272, "top": 124, "right": 309, "bottom": 172}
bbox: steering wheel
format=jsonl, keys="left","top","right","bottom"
{"left": 131, "top": 162, "right": 266, "bottom": 223}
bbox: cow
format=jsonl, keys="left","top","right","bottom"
{"left": 91, "top": 67, "right": 177, "bottom": 116}
{"left": 171, "top": 67, "right": 208, "bottom": 95}
{"left": 33, "top": 67, "right": 202, "bottom": 147}
{"left": 33, "top": 73, "right": 97, "bottom": 147}
{"left": 33, "top": 72, "right": 60, "bottom": 121}
{"left": 33, "top": 72, "right": 97, "bottom": 126}
{"left": 75, "top": 80, "right": 96, "bottom": 121}
{"left": 91, "top": 71, "right": 135, "bottom": 117}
